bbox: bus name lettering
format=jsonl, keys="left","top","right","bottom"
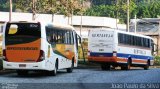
{"left": 7, "top": 47, "right": 38, "bottom": 50}
{"left": 92, "top": 34, "right": 113, "bottom": 37}
{"left": 134, "top": 49, "right": 146, "bottom": 55}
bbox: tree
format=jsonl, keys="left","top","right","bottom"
{"left": 14, "top": 0, "right": 32, "bottom": 12}
{"left": 84, "top": 0, "right": 137, "bottom": 24}
{"left": 1, "top": 0, "right": 160, "bottom": 23}
{"left": 0, "top": 0, "right": 16, "bottom": 12}
{"left": 13, "top": 0, "right": 84, "bottom": 22}
{"left": 136, "top": 0, "right": 160, "bottom": 18}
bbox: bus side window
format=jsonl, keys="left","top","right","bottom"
{"left": 75, "top": 32, "right": 78, "bottom": 51}
{"left": 71, "top": 31, "right": 74, "bottom": 44}
{"left": 53, "top": 35, "right": 57, "bottom": 43}
{"left": 45, "top": 26, "right": 52, "bottom": 43}
{"left": 47, "top": 36, "right": 51, "bottom": 43}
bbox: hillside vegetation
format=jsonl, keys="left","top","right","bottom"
{"left": 0, "top": 0, "right": 160, "bottom": 23}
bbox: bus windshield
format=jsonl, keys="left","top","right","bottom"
{"left": 5, "top": 23, "right": 41, "bottom": 45}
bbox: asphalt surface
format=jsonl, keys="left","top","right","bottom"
{"left": 0, "top": 65, "right": 160, "bottom": 89}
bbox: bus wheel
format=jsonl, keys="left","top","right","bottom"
{"left": 126, "top": 59, "right": 131, "bottom": 70}
{"left": 121, "top": 66, "right": 125, "bottom": 70}
{"left": 101, "top": 64, "right": 110, "bottom": 70}
{"left": 67, "top": 60, "right": 74, "bottom": 73}
{"left": 53, "top": 60, "right": 58, "bottom": 76}
{"left": 17, "top": 70, "right": 28, "bottom": 76}
{"left": 144, "top": 60, "right": 149, "bottom": 70}
{"left": 126, "top": 63, "right": 131, "bottom": 70}
{"left": 121, "top": 60, "right": 131, "bottom": 70}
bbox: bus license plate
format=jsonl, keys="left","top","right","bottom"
{"left": 99, "top": 49, "right": 104, "bottom": 51}
{"left": 19, "top": 64, "right": 26, "bottom": 67}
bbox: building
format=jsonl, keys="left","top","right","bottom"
{"left": 0, "top": 12, "right": 126, "bottom": 38}
{"left": 130, "top": 18, "right": 160, "bottom": 55}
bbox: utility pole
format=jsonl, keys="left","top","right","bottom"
{"left": 80, "top": 0, "right": 85, "bottom": 63}
{"left": 9, "top": 0, "right": 12, "bottom": 22}
{"left": 116, "top": 0, "right": 118, "bottom": 30}
{"left": 67, "top": 0, "right": 70, "bottom": 25}
{"left": 134, "top": 15, "right": 137, "bottom": 33}
{"left": 158, "top": 20, "right": 160, "bottom": 55}
{"left": 127, "top": 0, "right": 130, "bottom": 32}
{"left": 80, "top": 0, "right": 83, "bottom": 36}
{"left": 32, "top": 0, "right": 36, "bottom": 21}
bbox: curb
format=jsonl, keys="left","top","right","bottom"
{"left": 150, "top": 66, "right": 160, "bottom": 68}
{"left": 0, "top": 70, "right": 15, "bottom": 75}
{"left": 77, "top": 61, "right": 100, "bottom": 69}
{"left": 77, "top": 61, "right": 160, "bottom": 69}
{"left": 77, "top": 64, "right": 99, "bottom": 69}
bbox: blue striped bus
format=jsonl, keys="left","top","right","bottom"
{"left": 88, "top": 28, "right": 155, "bottom": 70}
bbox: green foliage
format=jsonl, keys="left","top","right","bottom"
{"left": 14, "top": 0, "right": 32, "bottom": 12}
{"left": 84, "top": 5, "right": 116, "bottom": 17}
{"left": 14, "top": 0, "right": 59, "bottom": 13}
{"left": 91, "top": 0, "right": 115, "bottom": 5}
{"left": 0, "top": 0, "right": 84, "bottom": 16}
{"left": 84, "top": 0, "right": 137, "bottom": 24}
{"left": 0, "top": 0, "right": 16, "bottom": 12}
{"left": 84, "top": 0, "right": 160, "bottom": 23}
{"left": 154, "top": 56, "right": 160, "bottom": 66}
{"left": 0, "top": 0, "right": 160, "bottom": 23}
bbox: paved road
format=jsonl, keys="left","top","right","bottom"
{"left": 0, "top": 67, "right": 160, "bottom": 89}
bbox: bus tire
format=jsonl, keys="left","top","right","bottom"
{"left": 126, "top": 58, "right": 131, "bottom": 70}
{"left": 53, "top": 60, "right": 58, "bottom": 76}
{"left": 101, "top": 64, "right": 106, "bottom": 70}
{"left": 66, "top": 59, "right": 74, "bottom": 73}
{"left": 101, "top": 64, "right": 110, "bottom": 70}
{"left": 144, "top": 60, "right": 150, "bottom": 70}
{"left": 17, "top": 70, "right": 28, "bottom": 76}
{"left": 121, "top": 59, "right": 131, "bottom": 70}
{"left": 121, "top": 66, "right": 126, "bottom": 70}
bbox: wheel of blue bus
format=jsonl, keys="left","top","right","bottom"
{"left": 126, "top": 59, "right": 131, "bottom": 70}
{"left": 66, "top": 60, "right": 74, "bottom": 73}
{"left": 106, "top": 65, "right": 111, "bottom": 70}
{"left": 121, "top": 66, "right": 125, "bottom": 70}
{"left": 126, "top": 62, "right": 131, "bottom": 70}
{"left": 101, "top": 64, "right": 110, "bottom": 70}
{"left": 144, "top": 60, "right": 149, "bottom": 70}
{"left": 53, "top": 61, "right": 58, "bottom": 76}
{"left": 121, "top": 60, "right": 131, "bottom": 70}
{"left": 16, "top": 70, "right": 28, "bottom": 76}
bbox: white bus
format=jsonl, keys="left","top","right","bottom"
{"left": 88, "top": 28, "right": 155, "bottom": 70}
{"left": 2, "top": 21, "right": 80, "bottom": 75}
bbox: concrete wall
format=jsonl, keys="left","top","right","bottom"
{"left": 0, "top": 12, "right": 126, "bottom": 38}
{"left": 0, "top": 12, "right": 117, "bottom": 27}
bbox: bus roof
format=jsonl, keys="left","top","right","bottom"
{"left": 46, "top": 23, "right": 75, "bottom": 31}
{"left": 91, "top": 28, "right": 153, "bottom": 39}
{"left": 5, "top": 21, "right": 75, "bottom": 31}
{"left": 6, "top": 21, "right": 40, "bottom": 24}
